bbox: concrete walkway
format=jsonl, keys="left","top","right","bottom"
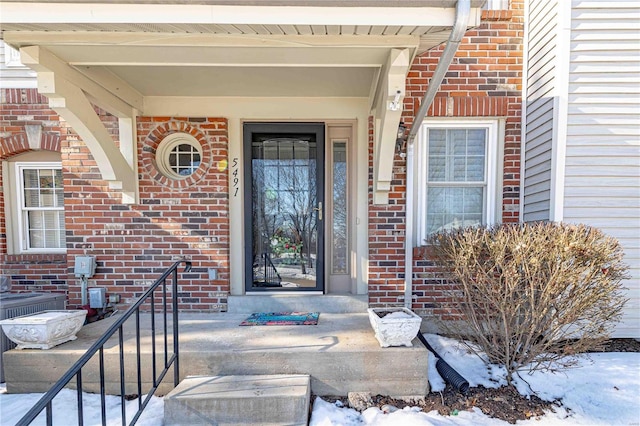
{"left": 4, "top": 312, "right": 429, "bottom": 398}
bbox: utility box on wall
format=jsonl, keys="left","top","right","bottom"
{"left": 88, "top": 288, "right": 106, "bottom": 309}
{"left": 74, "top": 256, "right": 96, "bottom": 277}
{"left": 0, "top": 276, "right": 10, "bottom": 293}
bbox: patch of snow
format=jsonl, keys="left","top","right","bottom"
{"left": 309, "top": 397, "right": 362, "bottom": 426}
{"left": 382, "top": 311, "right": 414, "bottom": 320}
{"left": 0, "top": 388, "right": 163, "bottom": 426}
{"left": 362, "top": 406, "right": 508, "bottom": 425}
{"left": 512, "top": 352, "right": 640, "bottom": 425}
{"left": 423, "top": 333, "right": 507, "bottom": 388}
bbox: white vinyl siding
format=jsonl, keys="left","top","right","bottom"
{"left": 523, "top": 97, "right": 554, "bottom": 221}
{"left": 523, "top": 0, "right": 559, "bottom": 222}
{"left": 0, "top": 41, "right": 37, "bottom": 89}
{"left": 562, "top": 0, "right": 640, "bottom": 338}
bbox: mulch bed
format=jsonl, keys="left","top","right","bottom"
{"left": 374, "top": 385, "right": 556, "bottom": 424}
{"left": 318, "top": 386, "right": 556, "bottom": 424}
{"left": 313, "top": 338, "right": 639, "bottom": 424}
{"left": 590, "top": 338, "right": 640, "bottom": 353}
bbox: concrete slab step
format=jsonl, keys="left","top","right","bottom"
{"left": 227, "top": 294, "right": 368, "bottom": 314}
{"left": 164, "top": 374, "right": 310, "bottom": 426}
{"left": 4, "top": 313, "right": 429, "bottom": 398}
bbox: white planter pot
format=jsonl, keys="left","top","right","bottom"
{"left": 0, "top": 310, "right": 87, "bottom": 350}
{"left": 367, "top": 307, "right": 422, "bottom": 348}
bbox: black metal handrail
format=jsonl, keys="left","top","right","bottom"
{"left": 16, "top": 259, "right": 192, "bottom": 426}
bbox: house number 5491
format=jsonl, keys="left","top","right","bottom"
{"left": 232, "top": 157, "right": 239, "bottom": 197}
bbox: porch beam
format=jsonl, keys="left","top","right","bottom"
{"left": 35, "top": 71, "right": 138, "bottom": 204}
{"left": 53, "top": 46, "right": 397, "bottom": 68}
{"left": 372, "top": 48, "right": 410, "bottom": 205}
{"left": 20, "top": 45, "right": 144, "bottom": 116}
{"left": 4, "top": 32, "right": 422, "bottom": 50}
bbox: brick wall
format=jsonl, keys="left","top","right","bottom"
{"left": 368, "top": 116, "right": 407, "bottom": 307}
{"left": 64, "top": 116, "right": 230, "bottom": 310}
{"left": 0, "top": 88, "right": 68, "bottom": 295}
{"left": 368, "top": 2, "right": 524, "bottom": 319}
{"left": 1, "top": 89, "right": 230, "bottom": 309}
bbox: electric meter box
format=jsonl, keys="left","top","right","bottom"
{"left": 74, "top": 256, "right": 96, "bottom": 277}
{"left": 88, "top": 287, "right": 106, "bottom": 309}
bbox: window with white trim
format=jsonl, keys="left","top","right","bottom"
{"left": 482, "top": 0, "right": 509, "bottom": 10}
{"left": 418, "top": 120, "right": 500, "bottom": 242}
{"left": 156, "top": 133, "right": 202, "bottom": 179}
{"left": 14, "top": 162, "right": 66, "bottom": 252}
{"left": 3, "top": 42, "right": 25, "bottom": 67}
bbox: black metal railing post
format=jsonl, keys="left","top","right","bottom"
{"left": 173, "top": 264, "right": 183, "bottom": 386}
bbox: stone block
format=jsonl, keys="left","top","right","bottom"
{"left": 164, "top": 374, "right": 310, "bottom": 426}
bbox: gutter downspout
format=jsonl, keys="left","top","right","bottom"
{"left": 403, "top": 0, "right": 471, "bottom": 308}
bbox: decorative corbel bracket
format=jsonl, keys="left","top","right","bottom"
{"left": 371, "top": 48, "right": 411, "bottom": 205}
{"left": 21, "top": 46, "right": 139, "bottom": 204}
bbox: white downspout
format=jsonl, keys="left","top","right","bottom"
{"left": 404, "top": 0, "right": 471, "bottom": 309}
{"left": 404, "top": 140, "right": 416, "bottom": 309}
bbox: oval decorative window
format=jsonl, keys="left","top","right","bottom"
{"left": 156, "top": 133, "right": 202, "bottom": 179}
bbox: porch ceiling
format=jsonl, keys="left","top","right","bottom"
{"left": 1, "top": 2, "right": 482, "bottom": 101}
{"left": 37, "top": 44, "right": 392, "bottom": 97}
{"left": 104, "top": 66, "right": 377, "bottom": 97}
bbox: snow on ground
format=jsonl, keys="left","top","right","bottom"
{"left": 0, "top": 386, "right": 163, "bottom": 426}
{"left": 1, "top": 334, "right": 638, "bottom": 425}
{"left": 310, "top": 334, "right": 640, "bottom": 426}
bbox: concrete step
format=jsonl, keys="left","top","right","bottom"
{"left": 164, "top": 374, "right": 310, "bottom": 426}
{"left": 4, "top": 313, "right": 429, "bottom": 398}
{"left": 227, "top": 294, "right": 368, "bottom": 314}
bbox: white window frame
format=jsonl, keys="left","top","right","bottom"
{"left": 3, "top": 43, "right": 24, "bottom": 68}
{"left": 417, "top": 119, "right": 502, "bottom": 244}
{"left": 6, "top": 161, "right": 66, "bottom": 254}
{"left": 482, "top": 0, "right": 509, "bottom": 10}
{"left": 330, "top": 138, "right": 350, "bottom": 276}
{"left": 156, "top": 133, "right": 202, "bottom": 180}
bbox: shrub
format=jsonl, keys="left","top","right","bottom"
{"left": 427, "top": 222, "right": 628, "bottom": 384}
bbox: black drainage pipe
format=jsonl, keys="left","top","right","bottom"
{"left": 417, "top": 332, "right": 470, "bottom": 394}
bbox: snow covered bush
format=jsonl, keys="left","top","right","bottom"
{"left": 427, "top": 222, "right": 628, "bottom": 383}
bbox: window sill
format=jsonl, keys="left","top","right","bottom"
{"left": 1, "top": 253, "right": 67, "bottom": 264}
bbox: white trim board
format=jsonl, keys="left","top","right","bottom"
{"left": 1, "top": 4, "right": 460, "bottom": 27}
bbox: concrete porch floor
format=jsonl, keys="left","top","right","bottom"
{"left": 3, "top": 312, "right": 430, "bottom": 398}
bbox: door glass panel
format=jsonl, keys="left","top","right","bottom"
{"left": 332, "top": 142, "right": 348, "bottom": 274}
{"left": 250, "top": 134, "right": 319, "bottom": 289}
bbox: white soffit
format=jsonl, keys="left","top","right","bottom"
{"left": 104, "top": 66, "right": 377, "bottom": 97}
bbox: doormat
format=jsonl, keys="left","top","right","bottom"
{"left": 239, "top": 312, "right": 319, "bottom": 326}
